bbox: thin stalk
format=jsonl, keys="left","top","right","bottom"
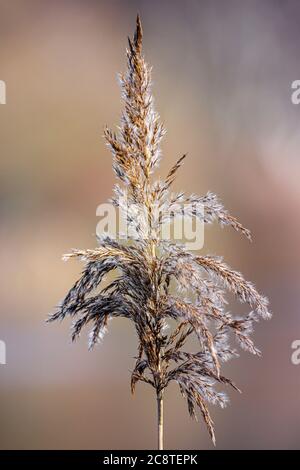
{"left": 157, "top": 390, "right": 164, "bottom": 450}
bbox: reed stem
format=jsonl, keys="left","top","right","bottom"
{"left": 157, "top": 390, "right": 163, "bottom": 450}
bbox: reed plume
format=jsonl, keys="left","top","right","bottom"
{"left": 49, "top": 15, "right": 271, "bottom": 449}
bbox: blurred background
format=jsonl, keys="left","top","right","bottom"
{"left": 0, "top": 0, "right": 300, "bottom": 449}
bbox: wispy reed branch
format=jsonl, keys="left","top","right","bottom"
{"left": 48, "top": 15, "right": 271, "bottom": 449}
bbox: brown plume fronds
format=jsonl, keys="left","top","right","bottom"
{"left": 49, "top": 15, "right": 271, "bottom": 446}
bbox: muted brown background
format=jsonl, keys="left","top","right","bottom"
{"left": 0, "top": 0, "right": 300, "bottom": 449}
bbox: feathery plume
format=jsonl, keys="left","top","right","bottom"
{"left": 49, "top": 15, "right": 271, "bottom": 449}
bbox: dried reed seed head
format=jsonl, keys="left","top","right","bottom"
{"left": 50, "top": 16, "right": 271, "bottom": 445}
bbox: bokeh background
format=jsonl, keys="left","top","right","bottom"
{"left": 0, "top": 0, "right": 300, "bottom": 449}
